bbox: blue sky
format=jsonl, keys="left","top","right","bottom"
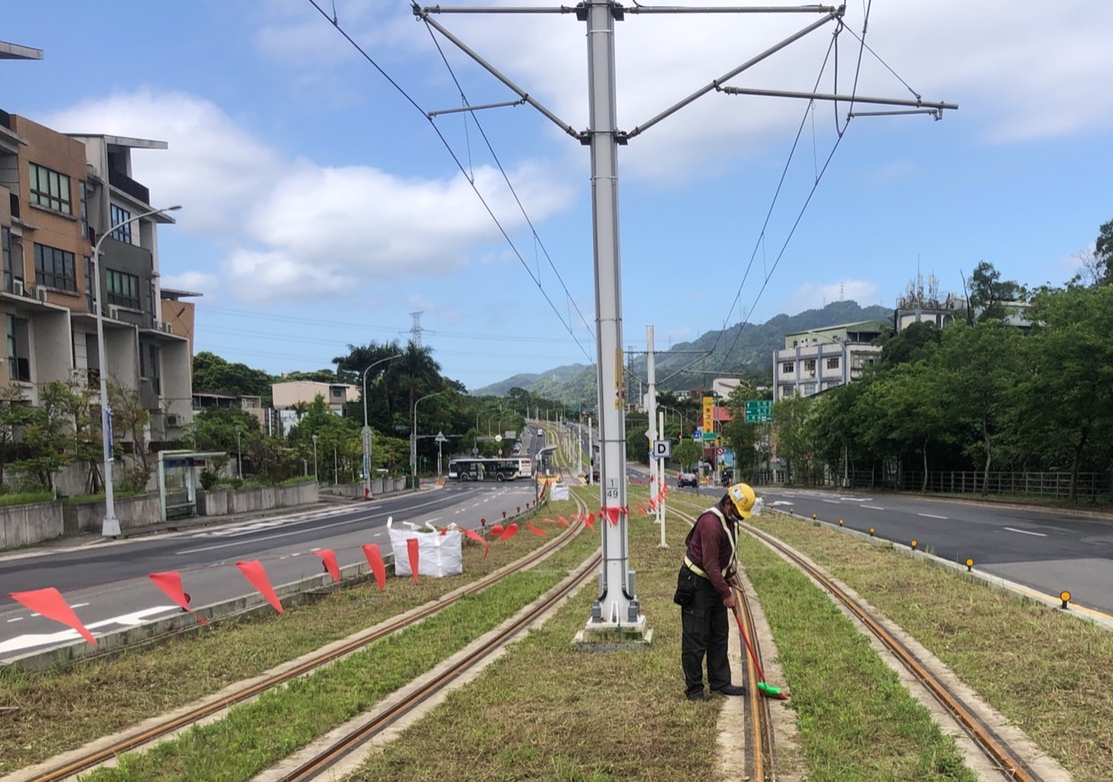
{"left": 5, "top": 2, "right": 1111, "bottom": 391}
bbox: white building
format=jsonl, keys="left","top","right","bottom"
{"left": 772, "top": 321, "right": 887, "bottom": 400}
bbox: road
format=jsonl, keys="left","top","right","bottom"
{"left": 1, "top": 482, "right": 536, "bottom": 658}
{"left": 673, "top": 482, "right": 1113, "bottom": 618}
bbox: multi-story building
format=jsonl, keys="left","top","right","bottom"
{"left": 272, "top": 380, "right": 360, "bottom": 414}
{"left": 772, "top": 321, "right": 887, "bottom": 400}
{"left": 0, "top": 109, "right": 192, "bottom": 472}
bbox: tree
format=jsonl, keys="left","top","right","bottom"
{"left": 108, "top": 382, "right": 154, "bottom": 493}
{"left": 1016, "top": 284, "right": 1113, "bottom": 501}
{"left": 964, "top": 261, "right": 1021, "bottom": 324}
{"left": 193, "top": 352, "right": 273, "bottom": 405}
{"left": 12, "top": 381, "right": 76, "bottom": 493}
{"left": 933, "top": 321, "right": 1022, "bottom": 494}
{"left": 1096, "top": 217, "right": 1113, "bottom": 286}
{"left": 673, "top": 438, "right": 703, "bottom": 471}
{"left": 0, "top": 385, "right": 29, "bottom": 489}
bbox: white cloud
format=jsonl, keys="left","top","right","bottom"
{"left": 161, "top": 270, "right": 217, "bottom": 295}
{"left": 786, "top": 280, "right": 880, "bottom": 312}
{"left": 45, "top": 90, "right": 576, "bottom": 304}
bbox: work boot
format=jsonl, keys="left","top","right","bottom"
{"left": 712, "top": 684, "right": 747, "bottom": 696}
{"left": 686, "top": 690, "right": 711, "bottom": 702}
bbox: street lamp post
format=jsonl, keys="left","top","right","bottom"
{"left": 361, "top": 354, "right": 402, "bottom": 500}
{"left": 412, "top": 390, "right": 446, "bottom": 480}
{"left": 94, "top": 204, "right": 181, "bottom": 537}
{"left": 235, "top": 426, "right": 242, "bottom": 479}
{"left": 312, "top": 434, "right": 319, "bottom": 483}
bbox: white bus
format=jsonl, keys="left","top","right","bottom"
{"left": 447, "top": 457, "right": 532, "bottom": 482}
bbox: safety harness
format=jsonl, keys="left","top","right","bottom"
{"left": 684, "top": 505, "right": 737, "bottom": 579}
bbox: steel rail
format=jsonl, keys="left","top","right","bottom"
{"left": 741, "top": 518, "right": 1045, "bottom": 782}
{"left": 673, "top": 504, "right": 775, "bottom": 782}
{"left": 275, "top": 493, "right": 595, "bottom": 782}
{"left": 24, "top": 510, "right": 587, "bottom": 782}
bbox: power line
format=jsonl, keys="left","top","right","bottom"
{"left": 303, "top": 0, "right": 594, "bottom": 364}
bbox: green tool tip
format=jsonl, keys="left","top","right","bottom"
{"left": 757, "top": 681, "right": 789, "bottom": 700}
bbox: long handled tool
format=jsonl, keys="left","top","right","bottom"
{"left": 729, "top": 584, "right": 789, "bottom": 700}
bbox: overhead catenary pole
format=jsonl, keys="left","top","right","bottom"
{"left": 362, "top": 353, "right": 402, "bottom": 500}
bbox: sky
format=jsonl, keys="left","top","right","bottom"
{"left": 4, "top": 1, "right": 1111, "bottom": 391}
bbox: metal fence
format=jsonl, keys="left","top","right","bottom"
{"left": 895, "top": 471, "right": 1111, "bottom": 503}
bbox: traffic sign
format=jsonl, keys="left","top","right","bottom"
{"left": 716, "top": 446, "right": 724, "bottom": 455}
{"left": 744, "top": 399, "right": 773, "bottom": 424}
{"left": 652, "top": 439, "right": 672, "bottom": 459}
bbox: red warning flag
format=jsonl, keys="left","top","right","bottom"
{"left": 362, "top": 544, "right": 386, "bottom": 590}
{"left": 462, "top": 527, "right": 489, "bottom": 557}
{"left": 489, "top": 524, "right": 505, "bottom": 536}
{"left": 527, "top": 522, "right": 548, "bottom": 537}
{"left": 407, "top": 538, "right": 420, "bottom": 582}
{"left": 236, "top": 560, "right": 284, "bottom": 614}
{"left": 9, "top": 587, "right": 96, "bottom": 648}
{"left": 315, "top": 550, "right": 340, "bottom": 584}
{"left": 497, "top": 522, "right": 519, "bottom": 541}
{"left": 149, "top": 571, "right": 210, "bottom": 627}
{"left": 556, "top": 516, "right": 570, "bottom": 528}
{"left": 603, "top": 507, "right": 622, "bottom": 525}
{"left": 584, "top": 512, "right": 595, "bottom": 529}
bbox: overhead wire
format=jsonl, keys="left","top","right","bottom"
{"left": 421, "top": 18, "right": 597, "bottom": 345}
{"left": 303, "top": 0, "right": 594, "bottom": 364}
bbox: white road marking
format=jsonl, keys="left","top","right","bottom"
{"left": 7, "top": 617, "right": 23, "bottom": 623}
{"left": 863, "top": 505, "right": 885, "bottom": 510}
{"left": 822, "top": 499, "right": 840, "bottom": 504}
{"left": 1004, "top": 527, "right": 1047, "bottom": 537}
{"left": 917, "top": 513, "right": 948, "bottom": 520}
{"left": 0, "top": 606, "right": 179, "bottom": 655}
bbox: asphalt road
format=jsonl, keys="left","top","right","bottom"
{"left": 701, "top": 483, "right": 1113, "bottom": 618}
{"left": 1, "top": 482, "right": 537, "bottom": 658}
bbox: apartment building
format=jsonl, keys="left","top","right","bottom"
{"left": 0, "top": 110, "right": 192, "bottom": 451}
{"left": 272, "top": 380, "right": 359, "bottom": 414}
{"left": 772, "top": 321, "right": 887, "bottom": 400}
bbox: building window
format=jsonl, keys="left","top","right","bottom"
{"left": 804, "top": 359, "right": 816, "bottom": 373}
{"left": 826, "top": 356, "right": 840, "bottom": 370}
{"left": 80, "top": 182, "right": 89, "bottom": 241}
{"left": 106, "top": 268, "right": 141, "bottom": 309}
{"left": 33, "top": 243, "right": 77, "bottom": 292}
{"left": 84, "top": 257, "right": 94, "bottom": 312}
{"left": 28, "top": 162, "right": 72, "bottom": 214}
{"left": 110, "top": 204, "right": 132, "bottom": 243}
{"left": 781, "top": 361, "right": 795, "bottom": 374}
{"left": 2, "top": 227, "right": 10, "bottom": 292}
{"left": 7, "top": 314, "right": 30, "bottom": 382}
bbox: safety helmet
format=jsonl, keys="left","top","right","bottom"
{"left": 725, "top": 483, "right": 757, "bottom": 519}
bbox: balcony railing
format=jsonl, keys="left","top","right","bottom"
{"left": 107, "top": 168, "right": 150, "bottom": 205}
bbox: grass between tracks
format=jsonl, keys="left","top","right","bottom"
{"left": 746, "top": 511, "right": 1113, "bottom": 782}
{"left": 0, "top": 497, "right": 581, "bottom": 776}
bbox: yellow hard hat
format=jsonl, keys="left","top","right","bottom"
{"left": 726, "top": 483, "right": 756, "bottom": 518}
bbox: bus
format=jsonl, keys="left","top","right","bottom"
{"left": 447, "top": 457, "right": 532, "bottom": 482}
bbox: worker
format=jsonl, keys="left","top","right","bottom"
{"left": 674, "top": 482, "right": 756, "bottom": 701}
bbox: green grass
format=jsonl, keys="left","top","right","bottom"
{"left": 0, "top": 491, "right": 54, "bottom": 507}
{"left": 746, "top": 511, "right": 1113, "bottom": 782}
{"left": 0, "top": 495, "right": 583, "bottom": 775}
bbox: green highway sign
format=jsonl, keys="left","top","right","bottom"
{"left": 744, "top": 399, "right": 773, "bottom": 424}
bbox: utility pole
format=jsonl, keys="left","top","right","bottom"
{"left": 413, "top": 0, "right": 956, "bottom": 643}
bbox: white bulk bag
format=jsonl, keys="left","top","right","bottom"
{"left": 387, "top": 516, "right": 463, "bottom": 578}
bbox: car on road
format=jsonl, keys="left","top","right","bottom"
{"left": 677, "top": 472, "right": 698, "bottom": 488}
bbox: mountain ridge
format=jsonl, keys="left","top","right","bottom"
{"left": 473, "top": 300, "right": 893, "bottom": 404}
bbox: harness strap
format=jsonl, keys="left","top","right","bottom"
{"left": 684, "top": 506, "right": 737, "bottom": 579}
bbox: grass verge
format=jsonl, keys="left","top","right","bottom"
{"left": 747, "top": 512, "right": 1113, "bottom": 782}
{"left": 0, "top": 496, "right": 581, "bottom": 775}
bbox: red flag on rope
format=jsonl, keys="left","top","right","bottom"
{"left": 527, "top": 522, "right": 548, "bottom": 537}
{"left": 406, "top": 538, "right": 420, "bottom": 582}
{"left": 362, "top": 544, "right": 387, "bottom": 590}
{"left": 497, "top": 522, "right": 519, "bottom": 541}
{"left": 236, "top": 560, "right": 284, "bottom": 613}
{"left": 149, "top": 571, "right": 210, "bottom": 627}
{"left": 315, "top": 550, "right": 341, "bottom": 584}
{"left": 463, "top": 527, "right": 489, "bottom": 557}
{"left": 8, "top": 587, "right": 96, "bottom": 647}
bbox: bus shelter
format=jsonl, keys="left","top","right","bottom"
{"left": 157, "top": 450, "right": 226, "bottom": 521}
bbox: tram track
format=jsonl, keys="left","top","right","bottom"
{"left": 671, "top": 493, "right": 1050, "bottom": 782}
{"left": 16, "top": 492, "right": 590, "bottom": 782}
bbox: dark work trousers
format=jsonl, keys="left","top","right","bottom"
{"left": 681, "top": 574, "right": 731, "bottom": 697}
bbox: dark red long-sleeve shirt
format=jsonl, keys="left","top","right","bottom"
{"left": 686, "top": 508, "right": 737, "bottom": 599}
